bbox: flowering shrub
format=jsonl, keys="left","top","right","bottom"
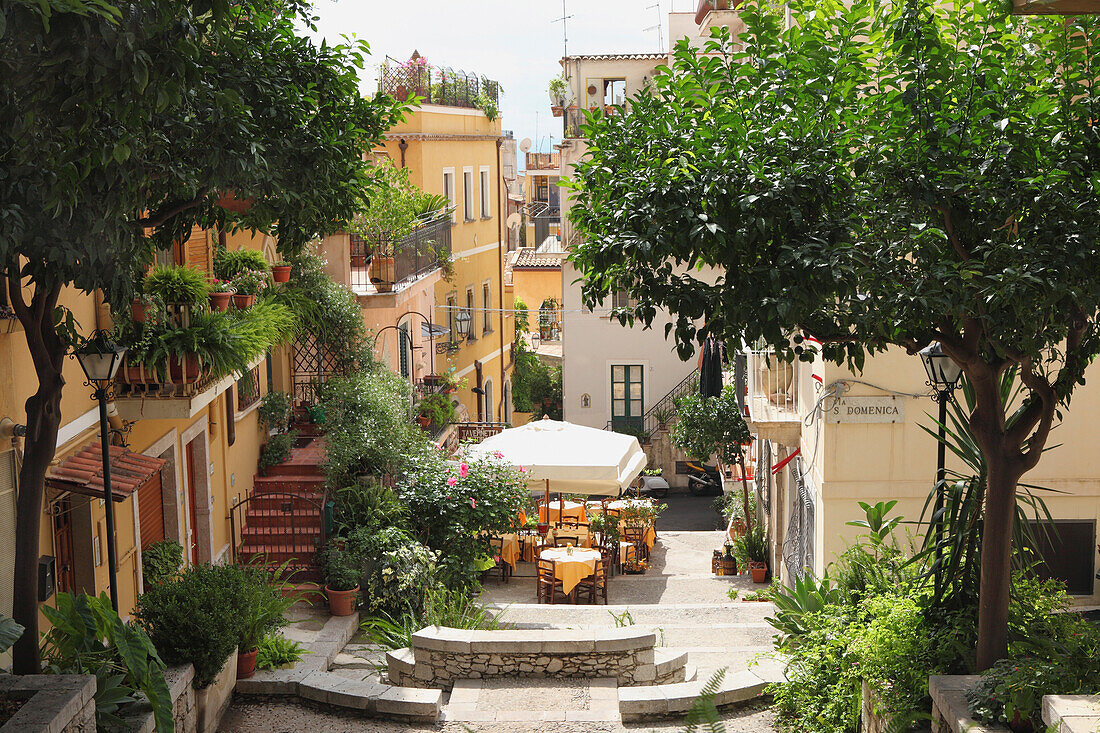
{"left": 364, "top": 540, "right": 438, "bottom": 617}
{"left": 399, "top": 448, "right": 528, "bottom": 588}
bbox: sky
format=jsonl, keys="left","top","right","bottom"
{"left": 306, "top": 0, "right": 698, "bottom": 168}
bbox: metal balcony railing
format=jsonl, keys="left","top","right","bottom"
{"left": 745, "top": 344, "right": 799, "bottom": 422}
{"left": 350, "top": 217, "right": 451, "bottom": 293}
{"left": 379, "top": 56, "right": 501, "bottom": 110}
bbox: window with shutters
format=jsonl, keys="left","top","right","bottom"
{"left": 181, "top": 225, "right": 212, "bottom": 274}
{"left": 479, "top": 166, "right": 491, "bottom": 219}
{"left": 443, "top": 169, "right": 456, "bottom": 223}
{"left": 463, "top": 168, "right": 475, "bottom": 221}
{"left": 138, "top": 469, "right": 165, "bottom": 549}
{"left": 465, "top": 288, "right": 476, "bottom": 341}
{"left": 482, "top": 283, "right": 492, "bottom": 334}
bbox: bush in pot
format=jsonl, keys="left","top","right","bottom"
{"left": 259, "top": 430, "right": 298, "bottom": 474}
{"left": 231, "top": 268, "right": 268, "bottom": 308}
{"left": 209, "top": 279, "right": 235, "bottom": 311}
{"left": 736, "top": 524, "right": 769, "bottom": 582}
{"left": 214, "top": 247, "right": 271, "bottom": 280}
{"left": 319, "top": 538, "right": 363, "bottom": 616}
{"left": 259, "top": 390, "right": 293, "bottom": 434}
{"left": 271, "top": 261, "right": 292, "bottom": 283}
{"left": 234, "top": 560, "right": 300, "bottom": 679}
{"left": 144, "top": 264, "right": 210, "bottom": 306}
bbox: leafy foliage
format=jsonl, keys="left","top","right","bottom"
{"left": 42, "top": 593, "right": 172, "bottom": 732}
{"left": 255, "top": 634, "right": 306, "bottom": 670}
{"left": 0, "top": 614, "right": 23, "bottom": 656}
{"left": 258, "top": 390, "right": 293, "bottom": 434}
{"left": 672, "top": 385, "right": 750, "bottom": 464}
{"left": 259, "top": 430, "right": 298, "bottom": 472}
{"left": 143, "top": 265, "right": 211, "bottom": 306}
{"left": 141, "top": 539, "right": 183, "bottom": 587}
{"left": 348, "top": 162, "right": 449, "bottom": 252}
{"left": 360, "top": 585, "right": 508, "bottom": 651}
{"left": 330, "top": 478, "right": 408, "bottom": 538}
{"left": 214, "top": 248, "right": 271, "bottom": 280}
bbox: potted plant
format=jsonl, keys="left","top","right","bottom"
{"left": 652, "top": 404, "right": 675, "bottom": 431}
{"left": 259, "top": 390, "right": 293, "bottom": 434}
{"left": 258, "top": 430, "right": 297, "bottom": 475}
{"left": 256, "top": 634, "right": 306, "bottom": 671}
{"left": 271, "top": 261, "right": 292, "bottom": 283}
{"left": 231, "top": 268, "right": 267, "bottom": 309}
{"left": 208, "top": 280, "right": 235, "bottom": 312}
{"left": 737, "top": 524, "right": 769, "bottom": 583}
{"left": 320, "top": 538, "right": 362, "bottom": 616}
{"left": 214, "top": 247, "right": 271, "bottom": 281}
{"left": 548, "top": 75, "right": 568, "bottom": 117}
{"left": 417, "top": 393, "right": 455, "bottom": 429}
{"left": 235, "top": 563, "right": 298, "bottom": 680}
{"left": 144, "top": 264, "right": 211, "bottom": 307}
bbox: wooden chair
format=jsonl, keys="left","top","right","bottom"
{"left": 536, "top": 557, "right": 563, "bottom": 604}
{"left": 580, "top": 548, "right": 611, "bottom": 604}
{"left": 559, "top": 518, "right": 589, "bottom": 530}
{"left": 623, "top": 525, "right": 648, "bottom": 562}
{"left": 487, "top": 536, "right": 511, "bottom": 584}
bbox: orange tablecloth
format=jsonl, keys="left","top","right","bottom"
{"left": 547, "top": 528, "right": 593, "bottom": 548}
{"left": 498, "top": 534, "right": 521, "bottom": 569}
{"left": 605, "top": 499, "right": 657, "bottom": 549}
{"left": 539, "top": 501, "right": 587, "bottom": 525}
{"left": 540, "top": 547, "right": 601, "bottom": 594}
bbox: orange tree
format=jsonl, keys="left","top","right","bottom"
{"left": 568, "top": 0, "right": 1100, "bottom": 669}
{"left": 0, "top": 0, "right": 403, "bottom": 672}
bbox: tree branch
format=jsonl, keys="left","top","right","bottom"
{"left": 1010, "top": 356, "right": 1056, "bottom": 471}
{"left": 133, "top": 190, "right": 209, "bottom": 228}
{"left": 932, "top": 203, "right": 971, "bottom": 262}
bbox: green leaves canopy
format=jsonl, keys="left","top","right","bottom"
{"left": 672, "top": 385, "right": 750, "bottom": 464}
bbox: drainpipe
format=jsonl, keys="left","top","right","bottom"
{"left": 496, "top": 138, "right": 506, "bottom": 421}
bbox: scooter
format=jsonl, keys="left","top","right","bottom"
{"left": 685, "top": 462, "right": 724, "bottom": 497}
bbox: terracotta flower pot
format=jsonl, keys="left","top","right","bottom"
{"left": 272, "top": 265, "right": 292, "bottom": 283}
{"left": 209, "top": 291, "right": 233, "bottom": 312}
{"left": 325, "top": 585, "right": 359, "bottom": 617}
{"left": 236, "top": 647, "right": 258, "bottom": 680}
{"left": 749, "top": 561, "right": 768, "bottom": 584}
{"left": 551, "top": 105, "right": 564, "bottom": 118}
{"left": 125, "top": 364, "right": 161, "bottom": 384}
{"left": 232, "top": 293, "right": 255, "bottom": 310}
{"left": 132, "top": 298, "right": 147, "bottom": 323}
{"left": 168, "top": 354, "right": 201, "bottom": 384}
{"left": 416, "top": 414, "right": 431, "bottom": 429}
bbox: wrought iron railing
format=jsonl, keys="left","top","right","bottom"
{"left": 745, "top": 343, "right": 799, "bottom": 419}
{"left": 379, "top": 56, "right": 501, "bottom": 110}
{"left": 604, "top": 369, "right": 700, "bottom": 441}
{"left": 350, "top": 217, "right": 451, "bottom": 292}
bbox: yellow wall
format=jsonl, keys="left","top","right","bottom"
{"left": 379, "top": 104, "right": 515, "bottom": 423}
{"left": 512, "top": 268, "right": 563, "bottom": 331}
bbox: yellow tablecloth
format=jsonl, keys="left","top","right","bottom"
{"left": 497, "top": 534, "right": 521, "bottom": 569}
{"left": 606, "top": 500, "right": 657, "bottom": 549}
{"left": 547, "top": 528, "right": 593, "bottom": 548}
{"left": 540, "top": 547, "right": 600, "bottom": 594}
{"left": 619, "top": 541, "right": 637, "bottom": 565}
{"left": 539, "top": 501, "right": 588, "bottom": 525}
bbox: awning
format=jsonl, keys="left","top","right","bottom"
{"left": 46, "top": 443, "right": 166, "bottom": 503}
{"left": 422, "top": 322, "right": 450, "bottom": 340}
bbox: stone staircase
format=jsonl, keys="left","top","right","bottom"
{"left": 235, "top": 436, "right": 327, "bottom": 583}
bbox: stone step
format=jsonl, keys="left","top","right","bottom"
{"left": 618, "top": 668, "right": 768, "bottom": 722}
{"left": 386, "top": 647, "right": 415, "bottom": 682}
{"left": 654, "top": 648, "right": 688, "bottom": 681}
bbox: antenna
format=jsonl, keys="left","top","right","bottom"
{"left": 551, "top": 0, "right": 574, "bottom": 62}
{"left": 645, "top": 2, "right": 664, "bottom": 52}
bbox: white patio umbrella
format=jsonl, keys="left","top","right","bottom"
{"left": 464, "top": 418, "right": 648, "bottom": 517}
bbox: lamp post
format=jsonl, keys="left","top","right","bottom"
{"left": 454, "top": 308, "right": 472, "bottom": 341}
{"left": 73, "top": 330, "right": 127, "bottom": 612}
{"left": 919, "top": 341, "right": 963, "bottom": 594}
{"left": 375, "top": 324, "right": 419, "bottom": 381}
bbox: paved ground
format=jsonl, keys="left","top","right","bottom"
{"left": 656, "top": 492, "right": 727, "bottom": 532}
{"left": 219, "top": 519, "right": 782, "bottom": 733}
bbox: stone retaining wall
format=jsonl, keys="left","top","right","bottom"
{"left": 121, "top": 663, "right": 197, "bottom": 733}
{"left": 397, "top": 626, "right": 660, "bottom": 690}
{"left": 0, "top": 674, "right": 96, "bottom": 732}
{"left": 929, "top": 675, "right": 1009, "bottom": 733}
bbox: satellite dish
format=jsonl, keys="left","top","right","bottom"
{"left": 506, "top": 213, "right": 522, "bottom": 229}
{"left": 519, "top": 137, "right": 532, "bottom": 153}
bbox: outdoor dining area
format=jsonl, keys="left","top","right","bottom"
{"left": 466, "top": 419, "right": 662, "bottom": 604}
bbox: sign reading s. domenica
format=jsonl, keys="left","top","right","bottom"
{"left": 826, "top": 396, "right": 905, "bottom": 424}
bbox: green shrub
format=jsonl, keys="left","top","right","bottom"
{"left": 214, "top": 248, "right": 270, "bottom": 280}
{"left": 353, "top": 527, "right": 437, "bottom": 616}
{"left": 141, "top": 539, "right": 183, "bottom": 586}
{"left": 144, "top": 264, "right": 211, "bottom": 306}
{"left": 259, "top": 390, "right": 292, "bottom": 433}
{"left": 256, "top": 634, "right": 306, "bottom": 670}
{"left": 361, "top": 585, "right": 507, "bottom": 651}
{"left": 331, "top": 478, "right": 407, "bottom": 537}
{"left": 318, "top": 537, "right": 364, "bottom": 592}
{"left": 232, "top": 268, "right": 269, "bottom": 297}
{"left": 259, "top": 430, "right": 298, "bottom": 472}
{"left": 43, "top": 593, "right": 172, "bottom": 731}
{"left": 134, "top": 564, "right": 252, "bottom": 687}
{"left": 235, "top": 560, "right": 301, "bottom": 652}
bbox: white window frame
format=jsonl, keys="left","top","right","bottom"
{"left": 462, "top": 166, "right": 475, "bottom": 222}
{"left": 479, "top": 165, "right": 491, "bottom": 219}
{"left": 443, "top": 168, "right": 456, "bottom": 223}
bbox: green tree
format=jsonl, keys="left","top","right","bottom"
{"left": 673, "top": 386, "right": 753, "bottom": 531}
{"left": 1, "top": 0, "right": 402, "bottom": 672}
{"left": 568, "top": 0, "right": 1100, "bottom": 669}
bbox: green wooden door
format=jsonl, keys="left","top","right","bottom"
{"left": 611, "top": 365, "right": 644, "bottom": 434}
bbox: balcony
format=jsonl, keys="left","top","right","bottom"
{"left": 378, "top": 55, "right": 501, "bottom": 111}
{"left": 350, "top": 217, "right": 451, "bottom": 295}
{"left": 114, "top": 355, "right": 265, "bottom": 421}
{"left": 525, "top": 152, "right": 560, "bottom": 172}
{"left": 745, "top": 346, "right": 801, "bottom": 445}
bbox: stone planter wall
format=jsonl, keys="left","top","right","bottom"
{"left": 195, "top": 649, "right": 237, "bottom": 733}
{"left": 929, "top": 675, "right": 1009, "bottom": 733}
{"left": 121, "top": 663, "right": 197, "bottom": 733}
{"left": 860, "top": 680, "right": 891, "bottom": 733}
{"left": 398, "top": 626, "right": 659, "bottom": 691}
{"left": 0, "top": 674, "right": 95, "bottom": 733}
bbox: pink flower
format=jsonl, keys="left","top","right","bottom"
{"left": 447, "top": 476, "right": 457, "bottom": 487}
{"left": 493, "top": 451, "right": 504, "bottom": 459}
{"left": 518, "top": 466, "right": 526, "bottom": 473}
{"left": 459, "top": 462, "right": 469, "bottom": 478}
{"left": 470, "top": 498, "right": 477, "bottom": 509}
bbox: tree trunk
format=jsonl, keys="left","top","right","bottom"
{"left": 975, "top": 454, "right": 1021, "bottom": 670}
{"left": 738, "top": 452, "right": 753, "bottom": 533}
{"left": 10, "top": 282, "right": 67, "bottom": 675}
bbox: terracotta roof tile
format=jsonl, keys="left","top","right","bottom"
{"left": 47, "top": 443, "right": 166, "bottom": 502}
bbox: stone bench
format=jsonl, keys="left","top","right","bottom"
{"left": 393, "top": 626, "right": 675, "bottom": 690}
{"left": 618, "top": 669, "right": 769, "bottom": 721}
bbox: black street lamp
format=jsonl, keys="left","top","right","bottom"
{"left": 919, "top": 341, "right": 963, "bottom": 593}
{"left": 72, "top": 330, "right": 127, "bottom": 612}
{"left": 454, "top": 309, "right": 472, "bottom": 340}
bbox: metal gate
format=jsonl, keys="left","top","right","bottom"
{"left": 291, "top": 332, "right": 344, "bottom": 405}
{"left": 229, "top": 489, "right": 326, "bottom": 576}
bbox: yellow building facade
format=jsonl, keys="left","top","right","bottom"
{"left": 0, "top": 227, "right": 283, "bottom": 654}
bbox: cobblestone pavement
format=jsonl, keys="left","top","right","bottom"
{"left": 219, "top": 529, "right": 782, "bottom": 732}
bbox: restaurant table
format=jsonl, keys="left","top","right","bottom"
{"left": 538, "top": 500, "right": 588, "bottom": 525}
{"left": 604, "top": 499, "right": 658, "bottom": 549}
{"left": 547, "top": 527, "right": 593, "bottom": 548}
{"left": 497, "top": 533, "right": 521, "bottom": 569}
{"left": 540, "top": 547, "right": 601, "bottom": 595}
